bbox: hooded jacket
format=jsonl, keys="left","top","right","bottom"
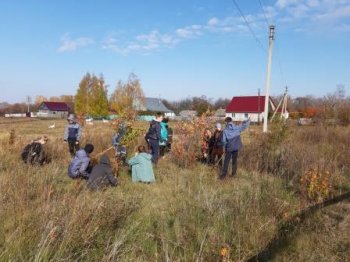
{"left": 64, "top": 122, "right": 81, "bottom": 141}
{"left": 68, "top": 149, "right": 91, "bottom": 179}
{"left": 87, "top": 155, "right": 117, "bottom": 190}
{"left": 128, "top": 152, "right": 155, "bottom": 183}
{"left": 222, "top": 119, "right": 250, "bottom": 152}
{"left": 146, "top": 119, "right": 161, "bottom": 140}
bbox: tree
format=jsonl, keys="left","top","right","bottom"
{"left": 89, "top": 75, "right": 109, "bottom": 117}
{"left": 75, "top": 73, "right": 109, "bottom": 117}
{"left": 192, "top": 96, "right": 213, "bottom": 116}
{"left": 35, "top": 95, "right": 47, "bottom": 107}
{"left": 213, "top": 98, "right": 231, "bottom": 110}
{"left": 109, "top": 73, "right": 145, "bottom": 120}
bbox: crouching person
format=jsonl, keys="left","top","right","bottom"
{"left": 128, "top": 145, "right": 155, "bottom": 183}
{"left": 21, "top": 136, "right": 49, "bottom": 165}
{"left": 68, "top": 144, "right": 94, "bottom": 180}
{"left": 87, "top": 154, "right": 118, "bottom": 190}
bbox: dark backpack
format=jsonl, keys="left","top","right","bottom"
{"left": 146, "top": 122, "right": 158, "bottom": 140}
{"left": 21, "top": 142, "right": 46, "bottom": 165}
{"left": 21, "top": 144, "right": 32, "bottom": 163}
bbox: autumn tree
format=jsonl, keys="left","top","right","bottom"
{"left": 89, "top": 75, "right": 109, "bottom": 117}
{"left": 192, "top": 96, "right": 213, "bottom": 116}
{"left": 109, "top": 73, "right": 145, "bottom": 120}
{"left": 35, "top": 95, "right": 47, "bottom": 107}
{"left": 75, "top": 73, "right": 109, "bottom": 117}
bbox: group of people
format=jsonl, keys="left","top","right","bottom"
{"left": 21, "top": 113, "right": 250, "bottom": 188}
{"left": 201, "top": 117, "right": 251, "bottom": 180}
{"left": 65, "top": 114, "right": 159, "bottom": 189}
{"left": 21, "top": 113, "right": 174, "bottom": 190}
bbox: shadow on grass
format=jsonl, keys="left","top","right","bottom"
{"left": 248, "top": 191, "right": 350, "bottom": 262}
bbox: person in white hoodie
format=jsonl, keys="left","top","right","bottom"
{"left": 220, "top": 117, "right": 250, "bottom": 180}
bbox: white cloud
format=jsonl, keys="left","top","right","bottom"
{"left": 276, "top": 0, "right": 297, "bottom": 9}
{"left": 314, "top": 4, "right": 350, "bottom": 21}
{"left": 176, "top": 25, "right": 203, "bottom": 38}
{"left": 270, "top": 0, "right": 350, "bottom": 31}
{"left": 208, "top": 17, "right": 219, "bottom": 26}
{"left": 102, "top": 30, "right": 178, "bottom": 56}
{"left": 57, "top": 33, "right": 94, "bottom": 52}
{"left": 100, "top": 0, "right": 350, "bottom": 55}
{"left": 307, "top": 0, "right": 319, "bottom": 8}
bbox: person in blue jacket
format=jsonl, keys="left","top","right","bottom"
{"left": 220, "top": 117, "right": 250, "bottom": 180}
{"left": 68, "top": 143, "right": 94, "bottom": 180}
{"left": 128, "top": 145, "right": 155, "bottom": 183}
{"left": 64, "top": 114, "right": 81, "bottom": 157}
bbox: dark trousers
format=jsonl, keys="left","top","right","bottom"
{"left": 149, "top": 139, "right": 160, "bottom": 164}
{"left": 68, "top": 139, "right": 80, "bottom": 157}
{"left": 220, "top": 150, "right": 238, "bottom": 179}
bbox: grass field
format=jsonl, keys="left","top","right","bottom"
{"left": 0, "top": 118, "right": 349, "bottom": 261}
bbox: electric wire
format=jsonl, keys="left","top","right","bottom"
{"left": 231, "top": 0, "right": 267, "bottom": 53}
{"left": 258, "top": 0, "right": 270, "bottom": 27}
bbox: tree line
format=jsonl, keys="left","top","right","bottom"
{"left": 0, "top": 73, "right": 349, "bottom": 123}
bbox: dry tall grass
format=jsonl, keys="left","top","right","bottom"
{"left": 0, "top": 118, "right": 349, "bottom": 261}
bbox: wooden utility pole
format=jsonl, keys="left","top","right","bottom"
{"left": 263, "top": 25, "right": 275, "bottom": 133}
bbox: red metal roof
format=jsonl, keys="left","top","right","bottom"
{"left": 226, "top": 96, "right": 274, "bottom": 113}
{"left": 41, "top": 101, "right": 70, "bottom": 111}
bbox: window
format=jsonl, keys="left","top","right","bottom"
{"left": 244, "top": 113, "right": 248, "bottom": 118}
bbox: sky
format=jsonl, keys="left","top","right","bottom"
{"left": 0, "top": 0, "right": 349, "bottom": 103}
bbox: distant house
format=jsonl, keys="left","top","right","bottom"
{"left": 37, "top": 101, "right": 70, "bottom": 118}
{"left": 225, "top": 96, "right": 288, "bottom": 123}
{"left": 179, "top": 110, "right": 197, "bottom": 120}
{"left": 137, "top": 97, "right": 175, "bottom": 117}
{"left": 214, "top": 108, "right": 226, "bottom": 117}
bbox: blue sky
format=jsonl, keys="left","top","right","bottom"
{"left": 0, "top": 0, "right": 349, "bottom": 103}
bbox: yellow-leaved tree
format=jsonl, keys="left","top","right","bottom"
{"left": 109, "top": 73, "right": 145, "bottom": 120}
{"left": 75, "top": 73, "right": 109, "bottom": 117}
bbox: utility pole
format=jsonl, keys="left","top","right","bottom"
{"left": 258, "top": 88, "right": 261, "bottom": 125}
{"left": 26, "top": 96, "right": 31, "bottom": 113}
{"left": 281, "top": 86, "right": 288, "bottom": 120}
{"left": 263, "top": 25, "right": 275, "bottom": 133}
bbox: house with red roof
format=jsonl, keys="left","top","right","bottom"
{"left": 225, "top": 96, "right": 288, "bottom": 123}
{"left": 37, "top": 101, "right": 70, "bottom": 118}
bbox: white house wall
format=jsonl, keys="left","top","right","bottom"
{"left": 225, "top": 113, "right": 263, "bottom": 123}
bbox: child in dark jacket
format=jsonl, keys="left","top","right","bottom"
{"left": 87, "top": 154, "right": 118, "bottom": 190}
{"left": 64, "top": 114, "right": 81, "bottom": 157}
{"left": 21, "top": 136, "right": 49, "bottom": 165}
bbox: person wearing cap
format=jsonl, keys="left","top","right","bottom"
{"left": 68, "top": 143, "right": 94, "bottom": 180}
{"left": 220, "top": 117, "right": 250, "bottom": 180}
{"left": 21, "top": 136, "right": 49, "bottom": 165}
{"left": 64, "top": 114, "right": 81, "bottom": 157}
{"left": 209, "top": 123, "right": 224, "bottom": 166}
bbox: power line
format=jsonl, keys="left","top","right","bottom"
{"left": 257, "top": 0, "right": 289, "bottom": 90}
{"left": 258, "top": 0, "right": 270, "bottom": 27}
{"left": 231, "top": 0, "right": 266, "bottom": 52}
